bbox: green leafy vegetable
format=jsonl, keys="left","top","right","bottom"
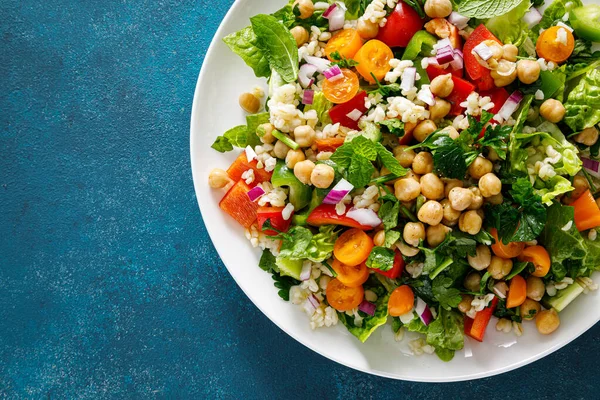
{"left": 384, "top": 230, "right": 401, "bottom": 248}
{"left": 432, "top": 277, "right": 463, "bottom": 311}
{"left": 376, "top": 143, "right": 407, "bottom": 176}
{"left": 403, "top": 0, "right": 426, "bottom": 18}
{"left": 329, "top": 50, "right": 360, "bottom": 68}
{"left": 306, "top": 225, "right": 339, "bottom": 262}
{"left": 278, "top": 226, "right": 313, "bottom": 259}
{"left": 538, "top": 0, "right": 582, "bottom": 30}
{"left": 426, "top": 307, "right": 464, "bottom": 361}
{"left": 303, "top": 91, "right": 333, "bottom": 125}
{"left": 378, "top": 119, "right": 405, "bottom": 137}
{"left": 458, "top": 0, "right": 523, "bottom": 19}
{"left": 272, "top": 273, "right": 300, "bottom": 301}
{"left": 223, "top": 26, "right": 270, "bottom": 78}
{"left": 486, "top": 0, "right": 532, "bottom": 46}
{"left": 337, "top": 280, "right": 390, "bottom": 342}
{"left": 344, "top": 0, "right": 375, "bottom": 18}
{"left": 211, "top": 125, "right": 248, "bottom": 152}
{"left": 246, "top": 112, "right": 270, "bottom": 147}
{"left": 379, "top": 200, "right": 400, "bottom": 230}
{"left": 211, "top": 135, "right": 234, "bottom": 152}
{"left": 564, "top": 69, "right": 600, "bottom": 132}
{"left": 478, "top": 123, "right": 511, "bottom": 160}
{"left": 259, "top": 249, "right": 279, "bottom": 273}
{"left": 366, "top": 247, "right": 396, "bottom": 271}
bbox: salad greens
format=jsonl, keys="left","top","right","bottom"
{"left": 564, "top": 69, "right": 600, "bottom": 132}
{"left": 457, "top": 0, "right": 523, "bottom": 19}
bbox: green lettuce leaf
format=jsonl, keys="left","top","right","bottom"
{"left": 486, "top": 0, "right": 532, "bottom": 46}
{"left": 303, "top": 92, "right": 332, "bottom": 125}
{"left": 538, "top": 0, "right": 582, "bottom": 30}
{"left": 564, "top": 69, "right": 600, "bottom": 132}
{"left": 426, "top": 308, "right": 464, "bottom": 360}
{"left": 337, "top": 280, "right": 390, "bottom": 342}
{"left": 306, "top": 225, "right": 338, "bottom": 262}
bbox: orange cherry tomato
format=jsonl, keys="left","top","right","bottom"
{"left": 518, "top": 245, "right": 551, "bottom": 277}
{"left": 333, "top": 228, "right": 374, "bottom": 266}
{"left": 324, "top": 29, "right": 363, "bottom": 61}
{"left": 353, "top": 39, "right": 394, "bottom": 84}
{"left": 322, "top": 68, "right": 360, "bottom": 104}
{"left": 536, "top": 26, "right": 575, "bottom": 64}
{"left": 506, "top": 275, "right": 527, "bottom": 309}
{"left": 326, "top": 278, "right": 365, "bottom": 311}
{"left": 490, "top": 228, "right": 525, "bottom": 259}
{"left": 331, "top": 259, "right": 370, "bottom": 288}
{"left": 388, "top": 285, "right": 415, "bottom": 317}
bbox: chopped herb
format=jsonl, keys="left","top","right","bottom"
{"left": 329, "top": 50, "right": 360, "bottom": 68}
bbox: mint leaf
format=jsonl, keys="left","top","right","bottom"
{"left": 348, "top": 153, "right": 375, "bottom": 187}
{"left": 329, "top": 142, "right": 354, "bottom": 168}
{"left": 211, "top": 136, "right": 234, "bottom": 153}
{"left": 351, "top": 135, "right": 377, "bottom": 160}
{"left": 251, "top": 14, "right": 299, "bottom": 83}
{"left": 223, "top": 125, "right": 248, "bottom": 147}
{"left": 376, "top": 143, "right": 407, "bottom": 177}
{"left": 366, "top": 247, "right": 395, "bottom": 271}
{"left": 246, "top": 112, "right": 270, "bottom": 147}
{"left": 379, "top": 201, "right": 400, "bottom": 231}
{"left": 458, "top": 0, "right": 523, "bottom": 18}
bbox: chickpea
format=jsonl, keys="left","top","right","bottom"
{"left": 430, "top": 74, "right": 454, "bottom": 98}
{"left": 539, "top": 99, "right": 566, "bottom": 123}
{"left": 468, "top": 157, "right": 493, "bottom": 179}
{"left": 449, "top": 187, "right": 474, "bottom": 211}
{"left": 427, "top": 224, "right": 451, "bottom": 247}
{"left": 516, "top": 59, "right": 541, "bottom": 85}
{"left": 464, "top": 272, "right": 481, "bottom": 292}
{"left": 413, "top": 119, "right": 437, "bottom": 142}
{"left": 479, "top": 173, "right": 502, "bottom": 198}
{"left": 404, "top": 222, "right": 426, "bottom": 247}
{"left": 441, "top": 126, "right": 459, "bottom": 140}
{"left": 441, "top": 199, "right": 461, "bottom": 226}
{"left": 285, "top": 149, "right": 306, "bottom": 169}
{"left": 485, "top": 193, "right": 503, "bottom": 205}
{"left": 273, "top": 139, "right": 291, "bottom": 159}
{"left": 429, "top": 98, "right": 451, "bottom": 121}
{"left": 420, "top": 173, "right": 444, "bottom": 200}
{"left": 520, "top": 299, "right": 542, "bottom": 321}
{"left": 290, "top": 26, "right": 309, "bottom": 47}
{"left": 574, "top": 127, "right": 599, "bottom": 147}
{"left": 491, "top": 67, "right": 517, "bottom": 87}
{"left": 357, "top": 18, "right": 379, "bottom": 39}
{"left": 493, "top": 281, "right": 509, "bottom": 298}
{"left": 536, "top": 309, "right": 560, "bottom": 335}
{"left": 293, "top": 125, "right": 316, "bottom": 148}
{"left": 293, "top": 0, "right": 314, "bottom": 19}
{"left": 208, "top": 168, "right": 232, "bottom": 189}
{"left": 467, "top": 187, "right": 484, "bottom": 210}
{"left": 502, "top": 44, "right": 518, "bottom": 62}
{"left": 393, "top": 145, "right": 416, "bottom": 168}
{"left": 373, "top": 230, "right": 386, "bottom": 247}
{"left": 418, "top": 200, "right": 444, "bottom": 226}
{"left": 397, "top": 240, "right": 420, "bottom": 257}
{"left": 569, "top": 175, "right": 589, "bottom": 200}
{"left": 394, "top": 178, "right": 421, "bottom": 202}
{"left": 444, "top": 179, "right": 463, "bottom": 198}
{"left": 459, "top": 210, "right": 482, "bottom": 235}
{"left": 404, "top": 169, "right": 421, "bottom": 182}
{"left": 526, "top": 276, "right": 545, "bottom": 301}
{"left": 412, "top": 152, "right": 434, "bottom": 174}
{"left": 257, "top": 123, "right": 275, "bottom": 144}
{"left": 424, "top": 0, "right": 452, "bottom": 18}
{"left": 488, "top": 256, "right": 512, "bottom": 279}
{"left": 458, "top": 294, "right": 474, "bottom": 313}
{"left": 239, "top": 92, "right": 260, "bottom": 113}
{"left": 310, "top": 163, "right": 334, "bottom": 188}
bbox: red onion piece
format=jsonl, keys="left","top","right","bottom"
{"left": 523, "top": 8, "right": 542, "bottom": 28}
{"left": 303, "top": 55, "right": 331, "bottom": 73}
{"left": 300, "top": 262, "right": 312, "bottom": 281}
{"left": 323, "top": 3, "right": 337, "bottom": 18}
{"left": 346, "top": 208, "right": 382, "bottom": 228}
{"left": 400, "top": 67, "right": 416, "bottom": 92}
{"left": 346, "top": 108, "right": 363, "bottom": 121}
{"left": 415, "top": 297, "right": 433, "bottom": 326}
{"left": 472, "top": 42, "right": 493, "bottom": 61}
{"left": 323, "top": 178, "right": 354, "bottom": 204}
{"left": 308, "top": 294, "right": 320, "bottom": 309}
{"left": 417, "top": 86, "right": 435, "bottom": 106}
{"left": 497, "top": 91, "right": 524, "bottom": 121}
{"left": 324, "top": 64, "right": 343, "bottom": 81}
{"left": 449, "top": 12, "right": 470, "bottom": 30}
{"left": 247, "top": 186, "right": 265, "bottom": 202}
{"left": 450, "top": 49, "right": 464, "bottom": 70}
{"left": 582, "top": 157, "right": 600, "bottom": 177}
{"left": 299, "top": 63, "right": 318, "bottom": 88}
{"left": 302, "top": 89, "right": 315, "bottom": 105}
{"left": 327, "top": 6, "right": 345, "bottom": 31}
{"left": 436, "top": 48, "right": 455, "bottom": 65}
{"left": 358, "top": 300, "right": 376, "bottom": 316}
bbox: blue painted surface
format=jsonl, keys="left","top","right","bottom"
{"left": 1, "top": 0, "right": 599, "bottom": 398}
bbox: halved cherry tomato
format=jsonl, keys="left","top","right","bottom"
{"left": 324, "top": 29, "right": 363, "bottom": 61}
{"left": 257, "top": 206, "right": 292, "bottom": 235}
{"left": 464, "top": 296, "right": 498, "bottom": 342}
{"left": 388, "top": 285, "right": 415, "bottom": 316}
{"left": 219, "top": 180, "right": 258, "bottom": 228}
{"left": 376, "top": 1, "right": 424, "bottom": 48}
{"left": 307, "top": 204, "right": 375, "bottom": 230}
{"left": 518, "top": 245, "right": 551, "bottom": 277}
{"left": 354, "top": 40, "right": 394, "bottom": 83}
{"left": 331, "top": 259, "right": 370, "bottom": 287}
{"left": 328, "top": 91, "right": 368, "bottom": 130}
{"left": 536, "top": 26, "right": 575, "bottom": 64}
{"left": 372, "top": 250, "right": 404, "bottom": 279}
{"left": 490, "top": 228, "right": 525, "bottom": 259}
{"left": 226, "top": 152, "right": 273, "bottom": 183}
{"left": 506, "top": 275, "right": 527, "bottom": 309}
{"left": 315, "top": 137, "right": 346, "bottom": 152}
{"left": 572, "top": 189, "right": 600, "bottom": 231}
{"left": 326, "top": 278, "right": 365, "bottom": 311}
{"left": 322, "top": 68, "right": 360, "bottom": 104}
{"left": 333, "top": 228, "right": 374, "bottom": 266}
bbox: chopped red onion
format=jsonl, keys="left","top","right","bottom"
{"left": 449, "top": 12, "right": 470, "bottom": 30}
{"left": 346, "top": 108, "right": 363, "bottom": 121}
{"left": 358, "top": 300, "right": 376, "bottom": 316}
{"left": 415, "top": 297, "right": 434, "bottom": 326}
{"left": 436, "top": 38, "right": 452, "bottom": 50}
{"left": 523, "top": 7, "right": 542, "bottom": 28}
{"left": 497, "top": 91, "right": 524, "bottom": 121}
{"left": 299, "top": 63, "right": 318, "bottom": 88}
{"left": 346, "top": 208, "right": 382, "bottom": 228}
{"left": 450, "top": 49, "right": 464, "bottom": 70}
{"left": 323, "top": 2, "right": 337, "bottom": 18}
{"left": 245, "top": 145, "right": 257, "bottom": 162}
{"left": 300, "top": 262, "right": 312, "bottom": 281}
{"left": 326, "top": 5, "right": 345, "bottom": 31}
{"left": 472, "top": 42, "right": 493, "bottom": 61}
{"left": 302, "top": 89, "right": 315, "bottom": 105}
{"left": 400, "top": 67, "right": 417, "bottom": 92}
{"left": 323, "top": 178, "right": 354, "bottom": 204}
{"left": 582, "top": 157, "right": 600, "bottom": 177}
{"left": 417, "top": 86, "right": 435, "bottom": 106}
{"left": 308, "top": 294, "right": 320, "bottom": 309}
{"left": 324, "top": 64, "right": 343, "bottom": 81}
{"left": 247, "top": 186, "right": 265, "bottom": 202}
{"left": 303, "top": 55, "right": 331, "bottom": 73}
{"left": 436, "top": 48, "right": 455, "bottom": 64}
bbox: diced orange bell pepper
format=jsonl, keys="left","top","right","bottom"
{"left": 226, "top": 152, "right": 272, "bottom": 184}
{"left": 464, "top": 296, "right": 498, "bottom": 342}
{"left": 219, "top": 180, "right": 259, "bottom": 228}
{"left": 572, "top": 189, "right": 600, "bottom": 231}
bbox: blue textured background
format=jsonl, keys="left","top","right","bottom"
{"left": 1, "top": 0, "right": 599, "bottom": 398}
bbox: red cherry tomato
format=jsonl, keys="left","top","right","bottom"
{"left": 376, "top": 1, "right": 424, "bottom": 48}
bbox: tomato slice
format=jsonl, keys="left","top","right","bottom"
{"left": 446, "top": 76, "right": 476, "bottom": 116}
{"left": 372, "top": 250, "right": 404, "bottom": 279}
{"left": 326, "top": 278, "right": 365, "bottom": 311}
{"left": 307, "top": 204, "right": 375, "bottom": 230}
{"left": 536, "top": 26, "right": 575, "bottom": 64}
{"left": 324, "top": 29, "right": 363, "bottom": 61}
{"left": 376, "top": 1, "right": 424, "bottom": 48}
{"left": 354, "top": 39, "right": 394, "bottom": 83}
{"left": 334, "top": 228, "right": 374, "bottom": 266}
{"left": 331, "top": 259, "right": 370, "bottom": 287}
{"left": 328, "top": 91, "right": 368, "bottom": 130}
{"left": 219, "top": 180, "right": 259, "bottom": 228}
{"left": 425, "top": 64, "right": 463, "bottom": 79}
{"left": 388, "top": 285, "right": 415, "bottom": 316}
{"left": 257, "top": 206, "right": 293, "bottom": 235}
{"left": 322, "top": 68, "right": 360, "bottom": 104}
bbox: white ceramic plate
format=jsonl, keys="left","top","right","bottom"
{"left": 190, "top": 0, "right": 600, "bottom": 381}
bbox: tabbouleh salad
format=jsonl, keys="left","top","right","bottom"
{"left": 207, "top": 0, "right": 600, "bottom": 361}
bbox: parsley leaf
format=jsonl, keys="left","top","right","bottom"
{"left": 384, "top": 230, "right": 401, "bottom": 248}
{"left": 272, "top": 273, "right": 300, "bottom": 301}
{"left": 478, "top": 124, "right": 511, "bottom": 160}
{"left": 432, "top": 276, "right": 462, "bottom": 310}
{"left": 329, "top": 50, "right": 360, "bottom": 68}
{"left": 259, "top": 249, "right": 278, "bottom": 273}
{"left": 378, "top": 119, "right": 405, "bottom": 137}
{"left": 366, "top": 247, "right": 396, "bottom": 271}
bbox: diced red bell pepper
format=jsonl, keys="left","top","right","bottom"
{"left": 307, "top": 204, "right": 375, "bottom": 230}
{"left": 426, "top": 64, "right": 463, "bottom": 80}
{"left": 315, "top": 137, "right": 346, "bottom": 152}
{"left": 464, "top": 296, "right": 499, "bottom": 342}
{"left": 219, "top": 180, "right": 259, "bottom": 228}
{"left": 328, "top": 91, "right": 368, "bottom": 130}
{"left": 373, "top": 250, "right": 404, "bottom": 279}
{"left": 398, "top": 121, "right": 416, "bottom": 145}
{"left": 257, "top": 206, "right": 293, "bottom": 235}
{"left": 446, "top": 76, "right": 476, "bottom": 116}
{"left": 463, "top": 25, "right": 502, "bottom": 91}
{"left": 480, "top": 87, "right": 510, "bottom": 115}
{"left": 226, "top": 152, "right": 272, "bottom": 184}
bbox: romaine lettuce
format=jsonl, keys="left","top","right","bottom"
{"left": 486, "top": 0, "right": 532, "bottom": 46}
{"left": 564, "top": 69, "right": 600, "bottom": 132}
